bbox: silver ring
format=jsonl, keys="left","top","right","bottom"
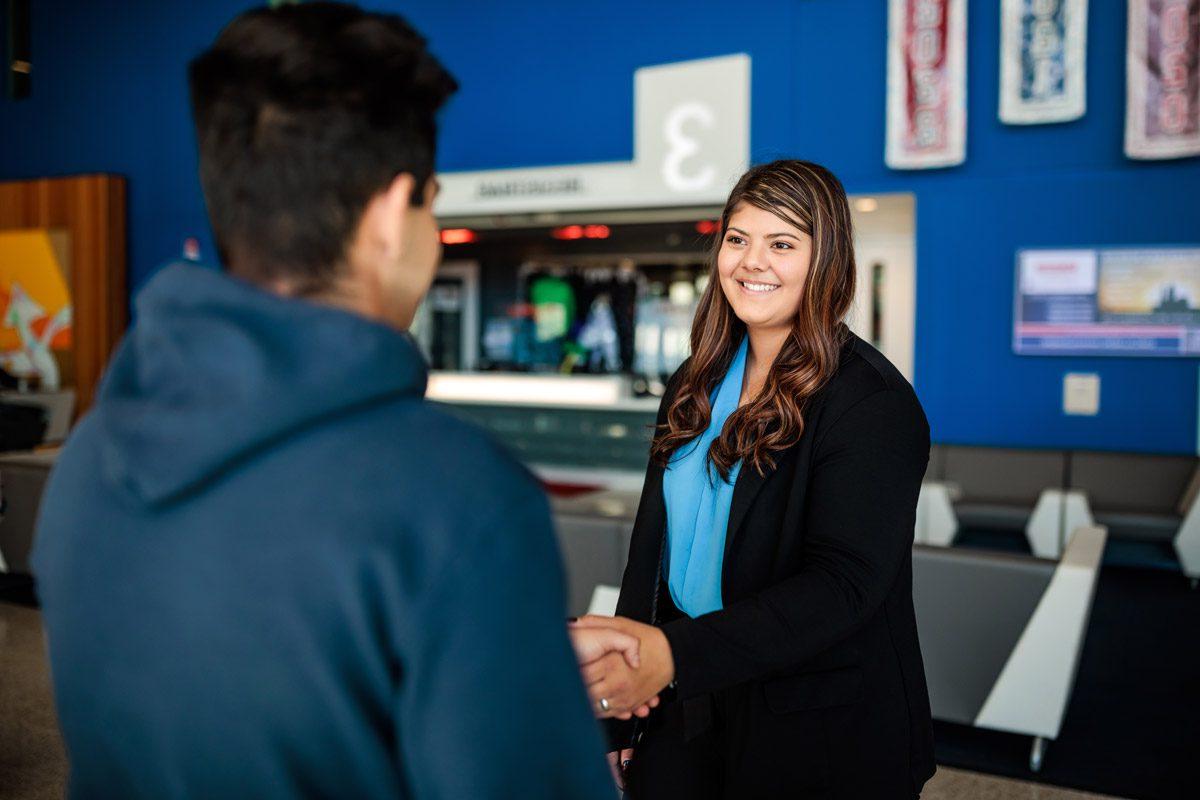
{"left": 598, "top": 697, "right": 611, "bottom": 712}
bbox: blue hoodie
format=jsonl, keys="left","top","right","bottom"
{"left": 33, "top": 263, "right": 613, "bottom": 799}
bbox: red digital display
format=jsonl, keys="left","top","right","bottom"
{"left": 440, "top": 228, "right": 477, "bottom": 245}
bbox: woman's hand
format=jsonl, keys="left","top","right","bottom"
{"left": 572, "top": 615, "right": 675, "bottom": 716}
{"left": 607, "top": 749, "right": 635, "bottom": 791}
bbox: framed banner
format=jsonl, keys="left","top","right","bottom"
{"left": 1000, "top": 0, "right": 1088, "bottom": 124}
{"left": 886, "top": 0, "right": 968, "bottom": 169}
{"left": 1125, "top": 0, "right": 1200, "bottom": 160}
{"left": 1014, "top": 246, "right": 1200, "bottom": 356}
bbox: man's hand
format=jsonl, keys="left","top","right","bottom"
{"left": 571, "top": 615, "right": 675, "bottom": 717}
{"left": 567, "top": 623, "right": 660, "bottom": 720}
{"left": 568, "top": 625, "right": 641, "bottom": 669}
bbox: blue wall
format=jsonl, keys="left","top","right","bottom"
{"left": 2, "top": 0, "right": 1197, "bottom": 453}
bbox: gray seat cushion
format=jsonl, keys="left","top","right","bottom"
{"left": 944, "top": 446, "right": 1065, "bottom": 506}
{"left": 954, "top": 502, "right": 1033, "bottom": 533}
{"left": 1070, "top": 452, "right": 1196, "bottom": 516}
{"left": 913, "top": 545, "right": 1054, "bottom": 724}
{"left": 1092, "top": 511, "right": 1181, "bottom": 544}
{"left": 925, "top": 444, "right": 947, "bottom": 483}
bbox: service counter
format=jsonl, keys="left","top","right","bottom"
{"left": 430, "top": 371, "right": 660, "bottom": 479}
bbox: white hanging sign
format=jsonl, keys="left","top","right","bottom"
{"left": 1125, "top": 0, "right": 1200, "bottom": 160}
{"left": 885, "top": 0, "right": 968, "bottom": 170}
{"left": 999, "top": 0, "right": 1088, "bottom": 124}
{"left": 434, "top": 54, "right": 750, "bottom": 216}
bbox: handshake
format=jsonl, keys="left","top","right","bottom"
{"left": 567, "top": 615, "right": 676, "bottom": 719}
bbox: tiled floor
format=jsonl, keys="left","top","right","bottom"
{"left": 0, "top": 603, "right": 66, "bottom": 800}
{"left": 924, "top": 768, "right": 1123, "bottom": 800}
{"left": 0, "top": 601, "right": 1124, "bottom": 799}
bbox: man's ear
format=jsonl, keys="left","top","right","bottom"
{"left": 367, "top": 173, "right": 417, "bottom": 262}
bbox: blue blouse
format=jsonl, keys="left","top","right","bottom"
{"left": 662, "top": 336, "right": 748, "bottom": 617}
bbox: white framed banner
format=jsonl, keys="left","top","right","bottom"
{"left": 886, "top": 0, "right": 968, "bottom": 169}
{"left": 1125, "top": 0, "right": 1200, "bottom": 160}
{"left": 1000, "top": 0, "right": 1088, "bottom": 124}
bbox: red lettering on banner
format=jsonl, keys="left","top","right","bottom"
{"left": 1156, "top": 0, "right": 1196, "bottom": 138}
{"left": 905, "top": 0, "right": 949, "bottom": 152}
{"left": 1163, "top": 3, "right": 1189, "bottom": 45}
{"left": 1160, "top": 92, "right": 1190, "bottom": 134}
{"left": 1163, "top": 49, "right": 1189, "bottom": 89}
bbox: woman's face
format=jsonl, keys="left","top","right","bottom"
{"left": 716, "top": 202, "right": 812, "bottom": 333}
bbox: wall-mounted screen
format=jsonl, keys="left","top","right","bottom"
{"left": 1014, "top": 247, "right": 1200, "bottom": 357}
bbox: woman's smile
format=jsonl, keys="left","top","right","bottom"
{"left": 736, "top": 279, "right": 781, "bottom": 294}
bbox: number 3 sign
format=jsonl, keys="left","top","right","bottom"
{"left": 635, "top": 55, "right": 750, "bottom": 203}
{"left": 435, "top": 54, "right": 750, "bottom": 216}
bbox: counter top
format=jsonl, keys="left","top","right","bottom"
{"left": 427, "top": 371, "right": 662, "bottom": 413}
{"left": 534, "top": 463, "right": 644, "bottom": 520}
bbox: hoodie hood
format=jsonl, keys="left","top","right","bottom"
{"left": 95, "top": 262, "right": 427, "bottom": 506}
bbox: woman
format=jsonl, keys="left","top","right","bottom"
{"left": 573, "top": 160, "right": 936, "bottom": 798}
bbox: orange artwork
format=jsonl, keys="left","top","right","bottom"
{"left": 0, "top": 229, "right": 73, "bottom": 389}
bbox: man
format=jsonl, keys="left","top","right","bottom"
{"left": 34, "top": 4, "right": 638, "bottom": 797}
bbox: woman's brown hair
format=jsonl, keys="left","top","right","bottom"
{"left": 650, "top": 160, "right": 856, "bottom": 479}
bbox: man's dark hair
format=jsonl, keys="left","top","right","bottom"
{"left": 188, "top": 2, "right": 457, "bottom": 290}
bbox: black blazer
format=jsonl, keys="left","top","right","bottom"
{"left": 613, "top": 333, "right": 936, "bottom": 797}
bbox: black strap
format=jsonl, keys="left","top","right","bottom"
{"left": 648, "top": 520, "right": 668, "bottom": 627}
{"left": 628, "top": 521, "right": 669, "bottom": 748}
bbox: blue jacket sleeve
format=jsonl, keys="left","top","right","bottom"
{"left": 393, "top": 471, "right": 615, "bottom": 799}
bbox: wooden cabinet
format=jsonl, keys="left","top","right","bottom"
{"left": 0, "top": 175, "right": 127, "bottom": 417}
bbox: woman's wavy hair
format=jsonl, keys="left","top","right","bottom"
{"left": 650, "top": 160, "right": 856, "bottom": 479}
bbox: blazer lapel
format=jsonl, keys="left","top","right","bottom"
{"left": 723, "top": 459, "right": 775, "bottom": 561}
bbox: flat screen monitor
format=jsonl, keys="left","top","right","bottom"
{"left": 1013, "top": 246, "right": 1200, "bottom": 357}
